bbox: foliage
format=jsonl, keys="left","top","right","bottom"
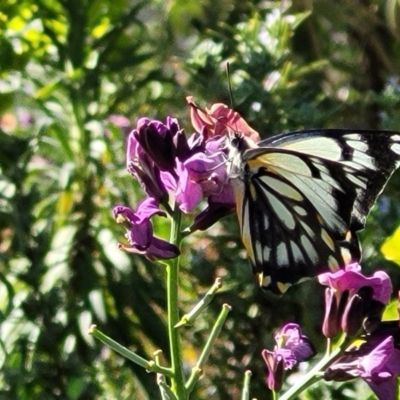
{"left": 1, "top": 0, "right": 400, "bottom": 399}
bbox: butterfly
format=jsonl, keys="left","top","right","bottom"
{"left": 227, "top": 129, "right": 400, "bottom": 294}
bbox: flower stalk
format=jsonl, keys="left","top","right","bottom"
{"left": 166, "top": 205, "right": 186, "bottom": 398}
{"left": 175, "top": 277, "right": 222, "bottom": 327}
{"left": 105, "top": 108, "right": 239, "bottom": 399}
{"left": 89, "top": 325, "right": 172, "bottom": 377}
{"left": 186, "top": 303, "right": 232, "bottom": 394}
{"left": 241, "top": 370, "right": 252, "bottom": 400}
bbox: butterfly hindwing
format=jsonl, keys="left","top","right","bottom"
{"left": 231, "top": 129, "right": 400, "bottom": 293}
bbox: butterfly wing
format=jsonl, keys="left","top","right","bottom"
{"left": 232, "top": 129, "right": 400, "bottom": 294}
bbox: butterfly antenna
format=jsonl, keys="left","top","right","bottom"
{"left": 226, "top": 62, "right": 235, "bottom": 110}
{"left": 224, "top": 62, "right": 241, "bottom": 138}
{"left": 210, "top": 156, "right": 233, "bottom": 172}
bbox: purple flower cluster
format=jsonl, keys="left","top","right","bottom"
{"left": 263, "top": 263, "right": 400, "bottom": 400}
{"left": 113, "top": 100, "right": 241, "bottom": 260}
{"left": 319, "top": 263, "right": 400, "bottom": 400}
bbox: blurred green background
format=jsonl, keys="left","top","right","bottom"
{"left": 1, "top": 0, "right": 400, "bottom": 398}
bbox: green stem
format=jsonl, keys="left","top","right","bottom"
{"left": 167, "top": 207, "right": 186, "bottom": 399}
{"left": 89, "top": 325, "right": 172, "bottom": 376}
{"left": 185, "top": 304, "right": 232, "bottom": 393}
{"left": 175, "top": 278, "right": 222, "bottom": 327}
{"left": 241, "top": 370, "right": 252, "bottom": 400}
{"left": 158, "top": 374, "right": 178, "bottom": 400}
{"left": 325, "top": 338, "right": 332, "bottom": 358}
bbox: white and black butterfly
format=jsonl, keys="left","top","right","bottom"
{"left": 227, "top": 129, "right": 400, "bottom": 294}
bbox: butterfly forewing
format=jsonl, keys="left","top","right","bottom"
{"left": 231, "top": 129, "right": 400, "bottom": 294}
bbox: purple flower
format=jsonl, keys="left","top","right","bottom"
{"left": 132, "top": 117, "right": 179, "bottom": 173}
{"left": 274, "top": 323, "right": 315, "bottom": 368}
{"left": 262, "top": 323, "right": 315, "bottom": 392}
{"left": 160, "top": 158, "right": 204, "bottom": 213}
{"left": 319, "top": 263, "right": 392, "bottom": 338}
{"left": 325, "top": 336, "right": 400, "bottom": 400}
{"left": 189, "top": 195, "right": 235, "bottom": 232}
{"left": 113, "top": 198, "right": 179, "bottom": 260}
{"left": 262, "top": 349, "right": 285, "bottom": 392}
{"left": 318, "top": 263, "right": 392, "bottom": 304}
{"left": 322, "top": 287, "right": 343, "bottom": 338}
{"left": 160, "top": 141, "right": 234, "bottom": 214}
{"left": 126, "top": 120, "right": 170, "bottom": 203}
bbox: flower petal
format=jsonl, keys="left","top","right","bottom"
{"left": 146, "top": 236, "right": 180, "bottom": 260}
{"left": 135, "top": 197, "right": 166, "bottom": 224}
{"left": 189, "top": 201, "right": 235, "bottom": 231}
{"left": 318, "top": 263, "right": 392, "bottom": 304}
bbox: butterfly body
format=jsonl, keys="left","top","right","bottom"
{"left": 227, "top": 129, "right": 400, "bottom": 294}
